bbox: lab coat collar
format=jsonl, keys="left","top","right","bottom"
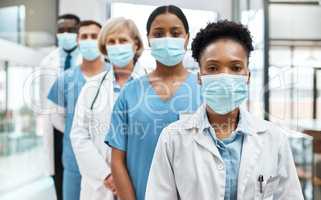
{"left": 186, "top": 104, "right": 267, "bottom": 198}
{"left": 185, "top": 103, "right": 268, "bottom": 135}
{"left": 110, "top": 61, "right": 146, "bottom": 81}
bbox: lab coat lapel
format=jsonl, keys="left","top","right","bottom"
{"left": 237, "top": 110, "right": 267, "bottom": 198}
{"left": 237, "top": 133, "right": 263, "bottom": 198}
{"left": 193, "top": 129, "right": 222, "bottom": 159}
{"left": 190, "top": 104, "right": 222, "bottom": 159}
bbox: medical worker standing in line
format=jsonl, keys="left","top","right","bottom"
{"left": 105, "top": 5, "right": 202, "bottom": 200}
{"left": 71, "top": 17, "right": 147, "bottom": 200}
{"left": 145, "top": 20, "right": 304, "bottom": 200}
{"left": 48, "top": 20, "right": 107, "bottom": 200}
{"left": 38, "top": 14, "right": 81, "bottom": 200}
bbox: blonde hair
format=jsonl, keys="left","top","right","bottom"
{"left": 98, "top": 17, "right": 144, "bottom": 63}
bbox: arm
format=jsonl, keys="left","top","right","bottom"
{"left": 47, "top": 75, "right": 66, "bottom": 133}
{"left": 38, "top": 57, "right": 56, "bottom": 175}
{"left": 49, "top": 101, "right": 65, "bottom": 133}
{"left": 105, "top": 90, "right": 135, "bottom": 200}
{"left": 145, "top": 130, "right": 178, "bottom": 200}
{"left": 71, "top": 87, "right": 110, "bottom": 190}
{"left": 111, "top": 148, "right": 136, "bottom": 200}
{"left": 275, "top": 134, "right": 304, "bottom": 200}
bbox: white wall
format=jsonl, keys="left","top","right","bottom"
{"left": 59, "top": 0, "right": 109, "bottom": 23}
{"left": 270, "top": 4, "right": 321, "bottom": 40}
{"left": 59, "top": 0, "right": 232, "bottom": 22}
{"left": 0, "top": 0, "right": 57, "bottom": 47}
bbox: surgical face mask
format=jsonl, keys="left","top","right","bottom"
{"left": 150, "top": 37, "right": 186, "bottom": 67}
{"left": 79, "top": 39, "right": 100, "bottom": 61}
{"left": 57, "top": 32, "right": 78, "bottom": 50}
{"left": 201, "top": 74, "right": 249, "bottom": 115}
{"left": 106, "top": 43, "right": 134, "bottom": 68}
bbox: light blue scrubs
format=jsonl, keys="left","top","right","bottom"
{"left": 105, "top": 73, "right": 202, "bottom": 200}
{"left": 205, "top": 109, "right": 249, "bottom": 200}
{"left": 48, "top": 66, "right": 86, "bottom": 200}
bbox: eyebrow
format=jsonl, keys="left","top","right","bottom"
{"left": 204, "top": 58, "right": 245, "bottom": 64}
{"left": 153, "top": 25, "right": 183, "bottom": 30}
{"left": 171, "top": 25, "right": 183, "bottom": 29}
{"left": 205, "top": 58, "right": 220, "bottom": 63}
{"left": 152, "top": 27, "right": 165, "bottom": 30}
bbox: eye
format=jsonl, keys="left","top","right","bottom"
{"left": 119, "top": 38, "right": 128, "bottom": 44}
{"left": 172, "top": 32, "right": 180, "bottom": 37}
{"left": 208, "top": 64, "right": 219, "bottom": 72}
{"left": 91, "top": 34, "right": 98, "bottom": 39}
{"left": 106, "top": 39, "right": 115, "bottom": 45}
{"left": 80, "top": 34, "right": 87, "bottom": 40}
{"left": 152, "top": 31, "right": 164, "bottom": 38}
{"left": 171, "top": 31, "right": 182, "bottom": 37}
{"left": 231, "top": 64, "right": 243, "bottom": 72}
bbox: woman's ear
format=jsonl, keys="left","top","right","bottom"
{"left": 184, "top": 34, "right": 190, "bottom": 50}
{"left": 133, "top": 38, "right": 139, "bottom": 52}
{"left": 147, "top": 33, "right": 151, "bottom": 47}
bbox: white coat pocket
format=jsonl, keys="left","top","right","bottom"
{"left": 263, "top": 176, "right": 280, "bottom": 199}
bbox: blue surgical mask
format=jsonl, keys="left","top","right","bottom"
{"left": 106, "top": 43, "right": 134, "bottom": 68}
{"left": 57, "top": 33, "right": 78, "bottom": 50}
{"left": 201, "top": 74, "right": 249, "bottom": 115}
{"left": 150, "top": 37, "right": 186, "bottom": 67}
{"left": 79, "top": 39, "right": 100, "bottom": 61}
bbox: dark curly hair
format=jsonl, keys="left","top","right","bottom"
{"left": 191, "top": 20, "right": 254, "bottom": 63}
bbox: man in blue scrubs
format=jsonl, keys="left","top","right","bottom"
{"left": 48, "top": 20, "right": 106, "bottom": 200}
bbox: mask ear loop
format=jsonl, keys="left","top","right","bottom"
{"left": 90, "top": 71, "right": 109, "bottom": 110}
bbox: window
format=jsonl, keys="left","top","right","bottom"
{"left": 0, "top": 5, "right": 25, "bottom": 44}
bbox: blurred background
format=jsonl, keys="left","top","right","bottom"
{"left": 0, "top": 0, "right": 320, "bottom": 199}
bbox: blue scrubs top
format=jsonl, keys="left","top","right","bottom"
{"left": 105, "top": 73, "right": 202, "bottom": 200}
{"left": 48, "top": 66, "right": 86, "bottom": 172}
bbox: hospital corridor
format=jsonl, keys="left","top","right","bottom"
{"left": 0, "top": 0, "right": 321, "bottom": 200}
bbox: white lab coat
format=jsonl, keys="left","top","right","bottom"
{"left": 38, "top": 48, "right": 65, "bottom": 176}
{"left": 71, "top": 71, "right": 114, "bottom": 200}
{"left": 71, "top": 65, "right": 147, "bottom": 200}
{"left": 38, "top": 48, "right": 81, "bottom": 176}
{"left": 146, "top": 104, "right": 304, "bottom": 200}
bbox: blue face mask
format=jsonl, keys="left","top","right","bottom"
{"left": 201, "top": 74, "right": 249, "bottom": 115}
{"left": 150, "top": 37, "right": 186, "bottom": 67}
{"left": 79, "top": 39, "right": 100, "bottom": 61}
{"left": 57, "top": 33, "right": 78, "bottom": 50}
{"left": 106, "top": 43, "right": 134, "bottom": 68}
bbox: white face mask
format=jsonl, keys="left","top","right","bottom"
{"left": 150, "top": 37, "right": 186, "bottom": 67}
{"left": 57, "top": 32, "right": 78, "bottom": 50}
{"left": 79, "top": 39, "right": 100, "bottom": 61}
{"left": 106, "top": 43, "right": 134, "bottom": 68}
{"left": 201, "top": 74, "right": 249, "bottom": 115}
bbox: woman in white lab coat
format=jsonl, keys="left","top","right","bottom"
{"left": 145, "top": 21, "right": 304, "bottom": 200}
{"left": 70, "top": 17, "right": 146, "bottom": 200}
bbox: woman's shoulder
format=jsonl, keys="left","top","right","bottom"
{"left": 123, "top": 74, "right": 149, "bottom": 91}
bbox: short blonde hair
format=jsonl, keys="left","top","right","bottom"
{"left": 98, "top": 17, "right": 144, "bottom": 63}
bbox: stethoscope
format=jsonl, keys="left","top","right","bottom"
{"left": 90, "top": 71, "right": 109, "bottom": 110}
{"left": 88, "top": 70, "right": 118, "bottom": 200}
